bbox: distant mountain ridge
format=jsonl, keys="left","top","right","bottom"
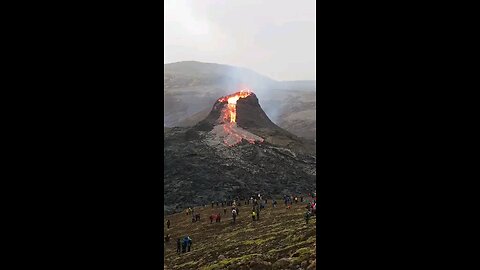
{"left": 164, "top": 61, "right": 316, "bottom": 140}
{"left": 164, "top": 61, "right": 315, "bottom": 90}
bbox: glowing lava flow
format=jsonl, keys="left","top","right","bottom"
{"left": 217, "top": 89, "right": 252, "bottom": 123}
{"left": 213, "top": 89, "right": 264, "bottom": 147}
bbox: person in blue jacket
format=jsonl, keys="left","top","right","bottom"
{"left": 184, "top": 236, "right": 192, "bottom": 252}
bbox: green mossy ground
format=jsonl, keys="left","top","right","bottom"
{"left": 164, "top": 199, "right": 317, "bottom": 269}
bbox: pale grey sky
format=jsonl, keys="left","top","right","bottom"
{"left": 164, "top": 0, "right": 316, "bottom": 81}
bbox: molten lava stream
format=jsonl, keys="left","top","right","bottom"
{"left": 216, "top": 89, "right": 264, "bottom": 146}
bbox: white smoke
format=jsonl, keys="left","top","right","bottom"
{"left": 217, "top": 64, "right": 290, "bottom": 124}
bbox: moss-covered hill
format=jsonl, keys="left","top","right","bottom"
{"left": 164, "top": 199, "right": 317, "bottom": 270}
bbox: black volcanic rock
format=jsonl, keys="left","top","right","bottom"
{"left": 164, "top": 92, "right": 316, "bottom": 213}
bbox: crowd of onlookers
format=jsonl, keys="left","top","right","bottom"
{"left": 164, "top": 191, "right": 317, "bottom": 253}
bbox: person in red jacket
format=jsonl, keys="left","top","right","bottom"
{"left": 210, "top": 214, "right": 215, "bottom": 224}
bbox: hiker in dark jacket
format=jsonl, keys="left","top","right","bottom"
{"left": 176, "top": 238, "right": 181, "bottom": 253}
{"left": 195, "top": 213, "right": 200, "bottom": 221}
{"left": 186, "top": 236, "right": 192, "bottom": 252}
{"left": 224, "top": 208, "right": 227, "bottom": 215}
{"left": 166, "top": 219, "right": 170, "bottom": 229}
{"left": 216, "top": 213, "right": 221, "bottom": 223}
{"left": 211, "top": 201, "right": 214, "bottom": 208}
{"left": 252, "top": 210, "right": 256, "bottom": 221}
{"left": 181, "top": 238, "right": 186, "bottom": 253}
{"left": 305, "top": 211, "right": 311, "bottom": 224}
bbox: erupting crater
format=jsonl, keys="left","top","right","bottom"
{"left": 211, "top": 89, "right": 264, "bottom": 147}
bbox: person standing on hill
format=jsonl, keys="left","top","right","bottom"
{"left": 224, "top": 207, "right": 227, "bottom": 215}
{"left": 183, "top": 236, "right": 191, "bottom": 252}
{"left": 211, "top": 201, "right": 214, "bottom": 208}
{"left": 176, "top": 238, "right": 181, "bottom": 254}
{"left": 232, "top": 208, "right": 237, "bottom": 223}
{"left": 255, "top": 205, "right": 260, "bottom": 220}
{"left": 216, "top": 213, "right": 221, "bottom": 223}
{"left": 181, "top": 238, "right": 186, "bottom": 253}
{"left": 252, "top": 210, "right": 256, "bottom": 221}
{"left": 300, "top": 196, "right": 303, "bottom": 203}
{"left": 210, "top": 214, "right": 215, "bottom": 224}
{"left": 216, "top": 201, "right": 219, "bottom": 207}
{"left": 305, "top": 211, "right": 311, "bottom": 224}
{"left": 166, "top": 219, "right": 170, "bottom": 229}
{"left": 187, "top": 237, "right": 192, "bottom": 252}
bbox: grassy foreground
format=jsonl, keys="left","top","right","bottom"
{"left": 164, "top": 200, "right": 317, "bottom": 270}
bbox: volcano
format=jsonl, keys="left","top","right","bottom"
{"left": 194, "top": 90, "right": 314, "bottom": 152}
{"left": 164, "top": 89, "right": 316, "bottom": 213}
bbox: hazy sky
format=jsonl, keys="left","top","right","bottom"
{"left": 164, "top": 0, "right": 316, "bottom": 81}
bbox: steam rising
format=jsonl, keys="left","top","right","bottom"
{"left": 217, "top": 65, "right": 289, "bottom": 124}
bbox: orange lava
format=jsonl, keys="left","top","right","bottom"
{"left": 215, "top": 89, "right": 263, "bottom": 147}
{"left": 217, "top": 89, "right": 252, "bottom": 123}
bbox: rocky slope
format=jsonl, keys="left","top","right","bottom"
{"left": 164, "top": 92, "right": 316, "bottom": 214}
{"left": 164, "top": 199, "right": 317, "bottom": 270}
